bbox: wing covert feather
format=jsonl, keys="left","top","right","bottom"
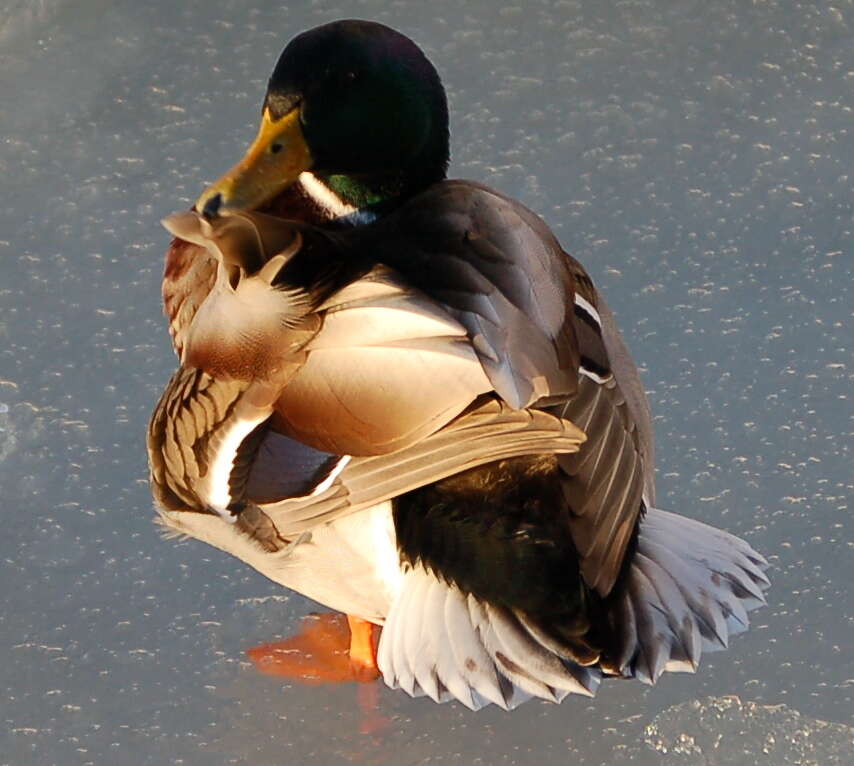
{"left": 258, "top": 397, "right": 586, "bottom": 537}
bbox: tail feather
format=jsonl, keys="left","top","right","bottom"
{"left": 644, "top": 509, "right": 769, "bottom": 577}
{"left": 377, "top": 507, "right": 769, "bottom": 709}
{"left": 468, "top": 597, "right": 565, "bottom": 703}
{"left": 515, "top": 613, "right": 601, "bottom": 695}
{"left": 389, "top": 563, "right": 424, "bottom": 696}
{"left": 620, "top": 506, "right": 770, "bottom": 680}
{"left": 612, "top": 587, "right": 639, "bottom": 672}
{"left": 640, "top": 513, "right": 768, "bottom": 609}
{"left": 635, "top": 538, "right": 731, "bottom": 649}
{"left": 444, "top": 585, "right": 507, "bottom": 708}
{"left": 483, "top": 602, "right": 595, "bottom": 698}
{"left": 625, "top": 565, "right": 676, "bottom": 683}
{"left": 633, "top": 552, "right": 702, "bottom": 672}
{"left": 406, "top": 571, "right": 442, "bottom": 702}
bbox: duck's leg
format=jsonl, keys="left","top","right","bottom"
{"left": 347, "top": 614, "right": 380, "bottom": 681}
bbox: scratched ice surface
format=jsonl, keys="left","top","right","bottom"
{"left": 0, "top": 0, "right": 850, "bottom": 764}
{"left": 639, "top": 696, "right": 854, "bottom": 765}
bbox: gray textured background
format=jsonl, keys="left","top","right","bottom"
{"left": 1, "top": 0, "right": 851, "bottom": 764}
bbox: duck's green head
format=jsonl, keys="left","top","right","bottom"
{"left": 196, "top": 20, "right": 449, "bottom": 219}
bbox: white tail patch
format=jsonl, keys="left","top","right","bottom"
{"left": 378, "top": 565, "right": 602, "bottom": 710}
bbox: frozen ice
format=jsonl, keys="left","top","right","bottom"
{"left": 0, "top": 0, "right": 850, "bottom": 763}
{"left": 644, "top": 695, "right": 854, "bottom": 765}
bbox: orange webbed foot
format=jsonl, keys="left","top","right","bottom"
{"left": 247, "top": 612, "right": 380, "bottom": 685}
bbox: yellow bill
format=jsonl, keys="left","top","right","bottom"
{"left": 195, "top": 108, "right": 312, "bottom": 217}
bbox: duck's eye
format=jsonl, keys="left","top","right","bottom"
{"left": 270, "top": 143, "right": 283, "bottom": 154}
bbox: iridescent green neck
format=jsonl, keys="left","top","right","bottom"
{"left": 317, "top": 172, "right": 412, "bottom": 214}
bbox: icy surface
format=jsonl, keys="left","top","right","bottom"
{"left": 643, "top": 696, "right": 854, "bottom": 765}
{"left": 0, "top": 0, "right": 851, "bottom": 764}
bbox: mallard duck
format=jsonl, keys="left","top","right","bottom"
{"left": 149, "top": 20, "right": 769, "bottom": 709}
